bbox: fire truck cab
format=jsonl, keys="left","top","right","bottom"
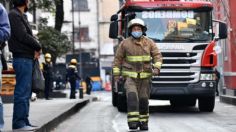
{"left": 109, "top": 0, "right": 228, "bottom": 112}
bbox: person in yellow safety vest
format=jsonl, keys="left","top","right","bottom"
{"left": 66, "top": 59, "right": 81, "bottom": 99}
{"left": 113, "top": 18, "right": 163, "bottom": 131}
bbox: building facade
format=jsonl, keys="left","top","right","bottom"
{"left": 98, "top": 0, "right": 119, "bottom": 79}
{"left": 63, "top": 0, "right": 99, "bottom": 55}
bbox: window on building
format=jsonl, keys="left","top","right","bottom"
{"left": 73, "top": 0, "right": 89, "bottom": 11}
{"left": 75, "top": 27, "right": 90, "bottom": 42}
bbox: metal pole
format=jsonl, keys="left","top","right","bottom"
{"left": 96, "top": 0, "right": 101, "bottom": 77}
{"left": 71, "top": 0, "right": 75, "bottom": 54}
{"left": 78, "top": 9, "right": 83, "bottom": 79}
{"left": 96, "top": 0, "right": 100, "bottom": 58}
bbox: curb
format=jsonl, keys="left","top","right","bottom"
{"left": 35, "top": 97, "right": 98, "bottom": 132}
{"left": 220, "top": 95, "right": 236, "bottom": 106}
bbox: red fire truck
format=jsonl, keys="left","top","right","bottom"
{"left": 109, "top": 0, "right": 227, "bottom": 112}
{"left": 212, "top": 0, "right": 236, "bottom": 101}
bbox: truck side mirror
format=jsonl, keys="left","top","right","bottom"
{"left": 109, "top": 14, "right": 119, "bottom": 39}
{"left": 218, "top": 22, "right": 227, "bottom": 39}
{"left": 109, "top": 21, "right": 118, "bottom": 39}
{"left": 110, "top": 14, "right": 118, "bottom": 21}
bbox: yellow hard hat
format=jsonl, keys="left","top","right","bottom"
{"left": 45, "top": 53, "right": 51, "bottom": 58}
{"left": 70, "top": 59, "right": 77, "bottom": 64}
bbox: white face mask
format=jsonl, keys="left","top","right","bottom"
{"left": 131, "top": 31, "right": 143, "bottom": 39}
{"left": 46, "top": 58, "right": 51, "bottom": 62}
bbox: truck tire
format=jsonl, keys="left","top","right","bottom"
{"left": 187, "top": 99, "right": 197, "bottom": 106}
{"left": 198, "top": 97, "right": 215, "bottom": 112}
{"left": 117, "top": 93, "right": 127, "bottom": 112}
{"left": 112, "top": 91, "right": 117, "bottom": 107}
{"left": 170, "top": 99, "right": 181, "bottom": 107}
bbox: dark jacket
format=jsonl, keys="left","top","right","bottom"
{"left": 66, "top": 65, "right": 80, "bottom": 82}
{"left": 42, "top": 62, "right": 53, "bottom": 79}
{"left": 85, "top": 77, "right": 92, "bottom": 85}
{"left": 8, "top": 8, "right": 41, "bottom": 59}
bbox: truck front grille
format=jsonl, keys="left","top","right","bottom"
{"left": 152, "top": 52, "right": 202, "bottom": 84}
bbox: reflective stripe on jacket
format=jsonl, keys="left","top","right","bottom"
{"left": 122, "top": 71, "right": 152, "bottom": 79}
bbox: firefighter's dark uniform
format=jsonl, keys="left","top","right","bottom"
{"left": 85, "top": 76, "right": 93, "bottom": 95}
{"left": 66, "top": 64, "right": 80, "bottom": 99}
{"left": 42, "top": 61, "right": 53, "bottom": 99}
{"left": 113, "top": 36, "right": 162, "bottom": 130}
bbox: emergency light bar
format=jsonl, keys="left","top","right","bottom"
{"left": 180, "top": 0, "right": 212, "bottom": 1}
{"left": 129, "top": 0, "right": 212, "bottom": 2}
{"left": 125, "top": 0, "right": 213, "bottom": 9}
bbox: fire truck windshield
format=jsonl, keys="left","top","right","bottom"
{"left": 132, "top": 10, "right": 212, "bottom": 43}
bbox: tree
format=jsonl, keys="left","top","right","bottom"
{"left": 38, "top": 27, "right": 72, "bottom": 64}
{"left": 32, "top": 0, "right": 55, "bottom": 12}
{"left": 29, "top": 0, "right": 69, "bottom": 64}
{"left": 34, "top": 0, "right": 68, "bottom": 63}
{"left": 54, "top": 0, "right": 64, "bottom": 32}
{"left": 0, "top": 0, "right": 6, "bottom": 6}
{"left": 31, "top": 0, "right": 64, "bottom": 31}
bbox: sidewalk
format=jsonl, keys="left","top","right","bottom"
{"left": 3, "top": 91, "right": 97, "bottom": 132}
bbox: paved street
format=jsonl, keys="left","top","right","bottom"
{"left": 55, "top": 91, "right": 236, "bottom": 132}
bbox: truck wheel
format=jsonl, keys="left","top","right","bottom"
{"left": 185, "top": 99, "right": 197, "bottom": 107}
{"left": 111, "top": 76, "right": 117, "bottom": 107}
{"left": 112, "top": 91, "right": 117, "bottom": 107}
{"left": 198, "top": 97, "right": 215, "bottom": 112}
{"left": 170, "top": 99, "right": 181, "bottom": 107}
{"left": 117, "top": 93, "right": 127, "bottom": 112}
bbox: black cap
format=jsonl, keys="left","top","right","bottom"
{"left": 12, "top": 0, "right": 27, "bottom": 7}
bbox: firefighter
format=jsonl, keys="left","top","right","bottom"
{"left": 42, "top": 53, "right": 53, "bottom": 100}
{"left": 215, "top": 69, "right": 220, "bottom": 96}
{"left": 66, "top": 59, "right": 81, "bottom": 99}
{"left": 113, "top": 18, "right": 162, "bottom": 130}
{"left": 85, "top": 76, "right": 93, "bottom": 95}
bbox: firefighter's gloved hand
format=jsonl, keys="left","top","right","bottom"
{"left": 153, "top": 68, "right": 160, "bottom": 76}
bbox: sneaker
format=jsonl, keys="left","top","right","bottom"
{"left": 140, "top": 122, "right": 148, "bottom": 131}
{"left": 128, "top": 122, "right": 139, "bottom": 130}
{"left": 13, "top": 126, "right": 37, "bottom": 131}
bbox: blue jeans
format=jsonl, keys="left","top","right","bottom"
{"left": 0, "top": 60, "right": 4, "bottom": 129}
{"left": 12, "top": 58, "right": 33, "bottom": 129}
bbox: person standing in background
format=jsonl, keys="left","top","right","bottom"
{"left": 8, "top": 0, "right": 41, "bottom": 130}
{"left": 85, "top": 76, "right": 93, "bottom": 95}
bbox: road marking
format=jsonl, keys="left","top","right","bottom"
{"left": 112, "top": 113, "right": 121, "bottom": 132}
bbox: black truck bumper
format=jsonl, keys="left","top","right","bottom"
{"left": 150, "top": 81, "right": 216, "bottom": 100}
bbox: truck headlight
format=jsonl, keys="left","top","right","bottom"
{"left": 200, "top": 74, "right": 215, "bottom": 80}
